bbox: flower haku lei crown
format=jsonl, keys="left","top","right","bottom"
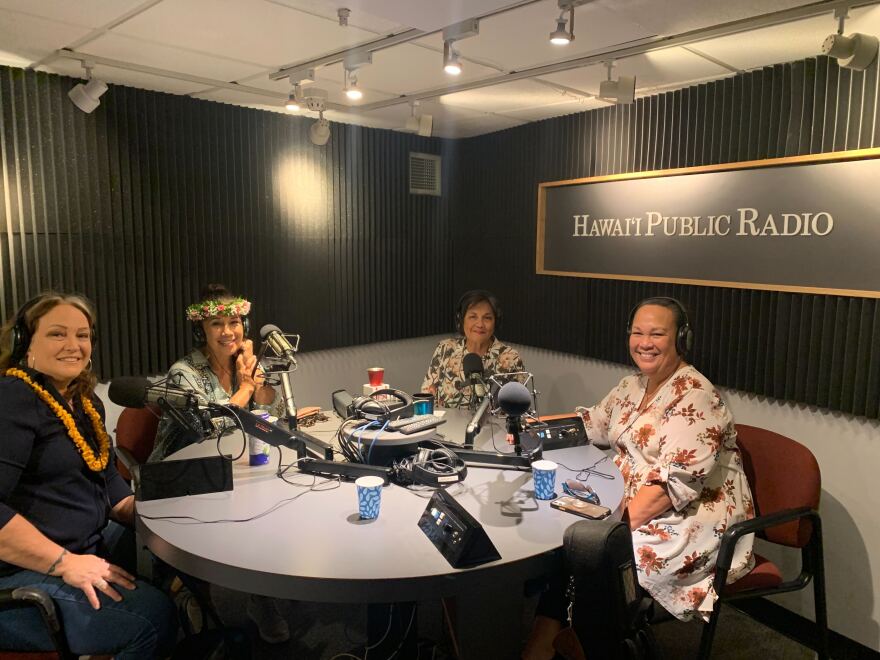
{"left": 186, "top": 297, "right": 251, "bottom": 321}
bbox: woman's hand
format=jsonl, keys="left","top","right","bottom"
{"left": 56, "top": 552, "right": 136, "bottom": 610}
{"left": 235, "top": 349, "right": 259, "bottom": 395}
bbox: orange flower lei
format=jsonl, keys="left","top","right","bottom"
{"left": 4, "top": 368, "right": 110, "bottom": 472}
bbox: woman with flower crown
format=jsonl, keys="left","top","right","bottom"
{"left": 150, "top": 283, "right": 284, "bottom": 463}
{"left": 150, "top": 283, "right": 290, "bottom": 644}
{"left": 0, "top": 292, "right": 177, "bottom": 657}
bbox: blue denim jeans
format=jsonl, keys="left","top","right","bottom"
{"left": 0, "top": 522, "right": 177, "bottom": 658}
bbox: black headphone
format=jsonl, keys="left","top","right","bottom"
{"left": 351, "top": 389, "right": 414, "bottom": 423}
{"left": 626, "top": 296, "right": 694, "bottom": 356}
{"left": 393, "top": 443, "right": 468, "bottom": 487}
{"left": 9, "top": 294, "right": 97, "bottom": 364}
{"left": 191, "top": 316, "right": 251, "bottom": 346}
{"left": 455, "top": 289, "right": 502, "bottom": 334}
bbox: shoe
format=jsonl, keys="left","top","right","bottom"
{"left": 175, "top": 587, "right": 204, "bottom": 636}
{"left": 246, "top": 595, "right": 290, "bottom": 644}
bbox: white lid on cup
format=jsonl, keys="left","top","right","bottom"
{"left": 531, "top": 460, "right": 558, "bottom": 471}
{"left": 355, "top": 476, "right": 385, "bottom": 488}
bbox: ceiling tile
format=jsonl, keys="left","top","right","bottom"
{"left": 83, "top": 32, "right": 269, "bottom": 82}
{"left": 542, "top": 47, "right": 730, "bottom": 97}
{"left": 502, "top": 96, "right": 607, "bottom": 122}
{"left": 0, "top": 0, "right": 144, "bottom": 28}
{"left": 267, "top": 0, "right": 407, "bottom": 35}
{"left": 112, "top": 0, "right": 380, "bottom": 68}
{"left": 436, "top": 79, "right": 588, "bottom": 113}
{"left": 690, "top": 5, "right": 880, "bottom": 72}
{"left": 342, "top": 0, "right": 519, "bottom": 33}
{"left": 0, "top": 9, "right": 93, "bottom": 67}
{"left": 600, "top": 0, "right": 817, "bottom": 37}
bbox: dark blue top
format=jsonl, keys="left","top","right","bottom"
{"left": 0, "top": 368, "right": 130, "bottom": 576}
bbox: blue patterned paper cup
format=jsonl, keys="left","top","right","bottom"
{"left": 356, "top": 476, "right": 384, "bottom": 520}
{"left": 531, "top": 459, "right": 558, "bottom": 500}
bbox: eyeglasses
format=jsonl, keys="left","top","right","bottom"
{"left": 562, "top": 480, "right": 600, "bottom": 505}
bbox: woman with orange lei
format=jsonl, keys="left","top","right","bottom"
{"left": 0, "top": 293, "right": 176, "bottom": 657}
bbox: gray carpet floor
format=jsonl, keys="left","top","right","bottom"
{"left": 206, "top": 588, "right": 815, "bottom": 659}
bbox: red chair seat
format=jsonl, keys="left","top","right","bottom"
{"left": 723, "top": 554, "right": 783, "bottom": 595}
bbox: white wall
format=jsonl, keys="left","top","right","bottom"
{"left": 99, "top": 336, "right": 879, "bottom": 649}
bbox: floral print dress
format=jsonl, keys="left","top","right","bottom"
{"left": 421, "top": 336, "right": 524, "bottom": 409}
{"left": 579, "top": 364, "right": 755, "bottom": 621}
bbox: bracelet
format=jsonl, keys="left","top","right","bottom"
{"left": 46, "top": 548, "right": 67, "bottom": 575}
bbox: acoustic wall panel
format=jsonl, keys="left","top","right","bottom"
{"left": 0, "top": 66, "right": 452, "bottom": 379}
{"left": 452, "top": 56, "right": 880, "bottom": 419}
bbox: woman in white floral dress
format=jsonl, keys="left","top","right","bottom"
{"left": 524, "top": 297, "right": 755, "bottom": 660}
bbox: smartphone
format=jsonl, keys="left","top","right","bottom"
{"left": 550, "top": 495, "right": 611, "bottom": 519}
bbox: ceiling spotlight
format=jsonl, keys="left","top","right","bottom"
{"left": 404, "top": 101, "right": 433, "bottom": 137}
{"left": 549, "top": 18, "right": 571, "bottom": 45}
{"left": 441, "top": 18, "right": 478, "bottom": 76}
{"left": 310, "top": 112, "right": 331, "bottom": 146}
{"left": 285, "top": 90, "right": 300, "bottom": 112}
{"left": 549, "top": 1, "right": 589, "bottom": 46}
{"left": 443, "top": 41, "right": 463, "bottom": 75}
{"left": 68, "top": 62, "right": 107, "bottom": 113}
{"left": 821, "top": 7, "right": 878, "bottom": 71}
{"left": 344, "top": 70, "right": 363, "bottom": 100}
{"left": 598, "top": 61, "right": 635, "bottom": 104}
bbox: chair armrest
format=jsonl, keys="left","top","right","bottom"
{"left": 0, "top": 586, "right": 61, "bottom": 632}
{"left": 712, "top": 507, "right": 816, "bottom": 594}
{"left": 116, "top": 445, "right": 138, "bottom": 473}
{"left": 116, "top": 446, "right": 141, "bottom": 490}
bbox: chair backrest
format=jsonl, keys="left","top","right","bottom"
{"left": 114, "top": 406, "right": 161, "bottom": 480}
{"left": 734, "top": 424, "right": 821, "bottom": 548}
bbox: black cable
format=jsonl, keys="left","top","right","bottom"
{"left": 212, "top": 404, "right": 248, "bottom": 461}
{"left": 555, "top": 454, "right": 615, "bottom": 481}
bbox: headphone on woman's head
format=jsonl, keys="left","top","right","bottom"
{"left": 454, "top": 289, "right": 502, "bottom": 334}
{"left": 9, "top": 294, "right": 97, "bottom": 364}
{"left": 191, "top": 316, "right": 251, "bottom": 346}
{"left": 626, "top": 296, "right": 694, "bottom": 357}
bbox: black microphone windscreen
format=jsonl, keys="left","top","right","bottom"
{"left": 462, "top": 352, "right": 484, "bottom": 377}
{"left": 260, "top": 323, "right": 282, "bottom": 340}
{"left": 497, "top": 381, "right": 531, "bottom": 416}
{"left": 108, "top": 377, "right": 150, "bottom": 408}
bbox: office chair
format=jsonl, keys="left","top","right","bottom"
{"left": 114, "top": 405, "right": 161, "bottom": 482}
{"left": 698, "top": 424, "right": 829, "bottom": 659}
{"left": 0, "top": 586, "right": 72, "bottom": 659}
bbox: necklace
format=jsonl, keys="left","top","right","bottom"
{"left": 5, "top": 368, "right": 110, "bottom": 472}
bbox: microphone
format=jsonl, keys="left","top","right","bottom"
{"left": 260, "top": 324, "right": 299, "bottom": 430}
{"left": 497, "top": 381, "right": 533, "bottom": 456}
{"left": 108, "top": 377, "right": 212, "bottom": 442}
{"left": 462, "top": 352, "right": 486, "bottom": 398}
{"left": 497, "top": 381, "right": 532, "bottom": 417}
{"left": 465, "top": 395, "right": 492, "bottom": 446}
{"left": 260, "top": 324, "right": 298, "bottom": 365}
{"left": 108, "top": 377, "right": 207, "bottom": 410}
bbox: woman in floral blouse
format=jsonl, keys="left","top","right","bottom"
{"left": 421, "top": 289, "right": 524, "bottom": 409}
{"left": 524, "top": 297, "right": 754, "bottom": 660}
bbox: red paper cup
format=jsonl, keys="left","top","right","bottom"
{"left": 367, "top": 367, "right": 384, "bottom": 387}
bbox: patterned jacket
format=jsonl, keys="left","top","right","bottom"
{"left": 421, "top": 336, "right": 524, "bottom": 409}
